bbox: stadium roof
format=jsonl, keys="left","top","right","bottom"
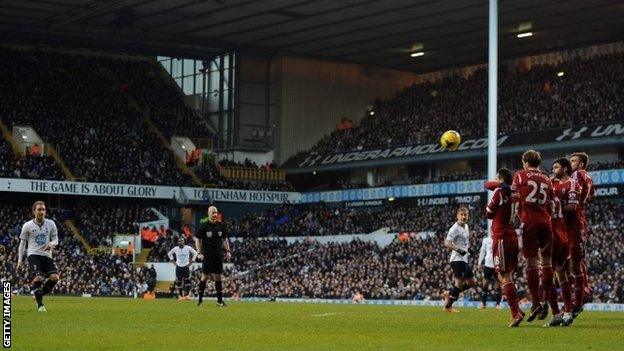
{"left": 1, "top": 0, "right": 623, "bottom": 72}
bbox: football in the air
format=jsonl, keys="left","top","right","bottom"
{"left": 440, "top": 130, "right": 461, "bottom": 151}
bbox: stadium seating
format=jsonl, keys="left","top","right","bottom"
{"left": 0, "top": 138, "right": 65, "bottom": 180}
{"left": 300, "top": 53, "right": 624, "bottom": 155}
{"left": 220, "top": 202, "right": 485, "bottom": 237}
{"left": 148, "top": 197, "right": 622, "bottom": 303}
{"left": 108, "top": 58, "right": 214, "bottom": 140}
{"left": 221, "top": 197, "right": 622, "bottom": 303}
{"left": 0, "top": 205, "right": 152, "bottom": 296}
{"left": 588, "top": 160, "right": 624, "bottom": 171}
{"left": 317, "top": 170, "right": 484, "bottom": 191}
{"left": 0, "top": 47, "right": 296, "bottom": 190}
{"left": 0, "top": 48, "right": 194, "bottom": 186}
{"left": 73, "top": 203, "right": 158, "bottom": 247}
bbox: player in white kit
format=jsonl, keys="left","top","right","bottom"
{"left": 478, "top": 234, "right": 502, "bottom": 309}
{"left": 16, "top": 201, "right": 60, "bottom": 312}
{"left": 168, "top": 237, "right": 198, "bottom": 300}
{"left": 442, "top": 206, "right": 477, "bottom": 312}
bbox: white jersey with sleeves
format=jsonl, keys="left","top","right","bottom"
{"left": 445, "top": 222, "right": 470, "bottom": 263}
{"left": 20, "top": 219, "right": 58, "bottom": 259}
{"left": 167, "top": 245, "right": 198, "bottom": 267}
{"left": 478, "top": 237, "right": 494, "bottom": 268}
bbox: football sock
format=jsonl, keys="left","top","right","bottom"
{"left": 494, "top": 290, "right": 502, "bottom": 305}
{"left": 198, "top": 280, "right": 207, "bottom": 300}
{"left": 560, "top": 280, "right": 573, "bottom": 313}
{"left": 548, "top": 285, "right": 560, "bottom": 315}
{"left": 31, "top": 279, "right": 43, "bottom": 291}
{"left": 502, "top": 282, "right": 520, "bottom": 317}
{"left": 526, "top": 267, "right": 541, "bottom": 306}
{"left": 215, "top": 280, "right": 223, "bottom": 303}
{"left": 573, "top": 274, "right": 584, "bottom": 308}
{"left": 541, "top": 265, "right": 554, "bottom": 304}
{"left": 480, "top": 291, "right": 487, "bottom": 305}
{"left": 41, "top": 278, "right": 57, "bottom": 295}
{"left": 446, "top": 286, "right": 461, "bottom": 308}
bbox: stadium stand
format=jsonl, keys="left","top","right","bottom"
{"left": 147, "top": 197, "right": 622, "bottom": 303}
{"left": 0, "top": 138, "right": 64, "bottom": 180}
{"left": 0, "top": 48, "right": 194, "bottom": 186}
{"left": 73, "top": 204, "right": 158, "bottom": 247}
{"left": 299, "top": 53, "right": 624, "bottom": 156}
{"left": 108, "top": 58, "right": 214, "bottom": 140}
{"left": 0, "top": 205, "right": 152, "bottom": 296}
{"left": 219, "top": 202, "right": 486, "bottom": 238}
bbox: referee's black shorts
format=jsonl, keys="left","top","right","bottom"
{"left": 450, "top": 261, "right": 474, "bottom": 280}
{"left": 176, "top": 266, "right": 190, "bottom": 280}
{"left": 202, "top": 254, "right": 223, "bottom": 275}
{"left": 27, "top": 254, "right": 58, "bottom": 278}
{"left": 483, "top": 266, "right": 496, "bottom": 281}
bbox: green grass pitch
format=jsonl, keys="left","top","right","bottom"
{"left": 9, "top": 296, "right": 624, "bottom": 350}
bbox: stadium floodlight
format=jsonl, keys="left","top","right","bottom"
{"left": 369, "top": 110, "right": 375, "bottom": 115}
{"left": 516, "top": 32, "right": 533, "bottom": 38}
{"left": 410, "top": 51, "right": 424, "bottom": 57}
{"left": 312, "top": 171, "right": 317, "bottom": 175}
{"left": 557, "top": 71, "right": 565, "bottom": 77}
{"left": 388, "top": 197, "right": 395, "bottom": 202}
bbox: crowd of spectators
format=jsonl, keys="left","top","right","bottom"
{"left": 220, "top": 202, "right": 485, "bottom": 238}
{"left": 1, "top": 194, "right": 620, "bottom": 302}
{"left": 0, "top": 47, "right": 298, "bottom": 191}
{"left": 219, "top": 158, "right": 279, "bottom": 171}
{"left": 0, "top": 138, "right": 64, "bottom": 180}
{"left": 192, "top": 157, "right": 295, "bottom": 191}
{"left": 300, "top": 53, "right": 624, "bottom": 156}
{"left": 588, "top": 160, "right": 624, "bottom": 171}
{"left": 320, "top": 170, "right": 484, "bottom": 191}
{"left": 73, "top": 203, "right": 157, "bottom": 247}
{"left": 108, "top": 58, "right": 214, "bottom": 140}
{"left": 0, "top": 47, "right": 193, "bottom": 186}
{"left": 0, "top": 204, "right": 153, "bottom": 296}
{"left": 206, "top": 197, "right": 621, "bottom": 303}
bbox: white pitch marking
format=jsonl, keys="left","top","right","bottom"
{"left": 311, "top": 312, "right": 346, "bottom": 317}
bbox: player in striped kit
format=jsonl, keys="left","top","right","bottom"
{"left": 168, "top": 237, "right": 198, "bottom": 300}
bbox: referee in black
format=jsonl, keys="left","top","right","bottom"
{"left": 195, "top": 205, "right": 232, "bottom": 307}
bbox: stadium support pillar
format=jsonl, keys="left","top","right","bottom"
{"left": 487, "top": 0, "right": 498, "bottom": 231}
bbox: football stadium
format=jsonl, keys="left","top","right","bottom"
{"left": 1, "top": 0, "right": 624, "bottom": 350}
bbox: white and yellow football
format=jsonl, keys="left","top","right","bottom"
{"left": 440, "top": 130, "right": 461, "bottom": 151}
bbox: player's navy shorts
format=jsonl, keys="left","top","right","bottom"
{"left": 176, "top": 266, "right": 190, "bottom": 280}
{"left": 493, "top": 235, "right": 518, "bottom": 274}
{"left": 27, "top": 254, "right": 58, "bottom": 278}
{"left": 202, "top": 254, "right": 223, "bottom": 274}
{"left": 451, "top": 261, "right": 474, "bottom": 280}
{"left": 483, "top": 267, "right": 496, "bottom": 281}
{"left": 520, "top": 221, "right": 553, "bottom": 258}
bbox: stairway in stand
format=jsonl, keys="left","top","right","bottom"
{"left": 64, "top": 220, "right": 91, "bottom": 251}
{"left": 155, "top": 281, "right": 174, "bottom": 292}
{"left": 135, "top": 248, "right": 151, "bottom": 267}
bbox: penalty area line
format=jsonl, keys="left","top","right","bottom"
{"left": 311, "top": 312, "right": 346, "bottom": 317}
